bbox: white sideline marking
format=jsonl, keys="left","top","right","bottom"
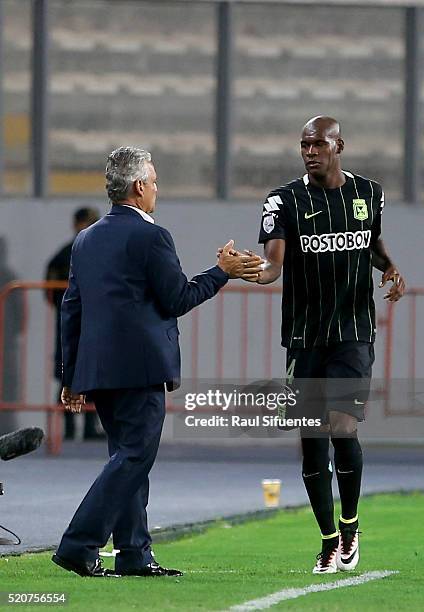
{"left": 99, "top": 549, "right": 119, "bottom": 557}
{"left": 228, "top": 571, "right": 397, "bottom": 611}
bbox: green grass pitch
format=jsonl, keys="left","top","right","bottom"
{"left": 0, "top": 493, "right": 422, "bottom": 611}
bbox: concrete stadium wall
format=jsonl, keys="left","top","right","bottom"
{"left": 5, "top": 1, "right": 424, "bottom": 200}
{"left": 0, "top": 197, "right": 423, "bottom": 441}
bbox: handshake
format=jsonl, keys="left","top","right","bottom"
{"left": 216, "top": 240, "right": 264, "bottom": 283}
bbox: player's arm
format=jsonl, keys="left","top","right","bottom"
{"left": 257, "top": 239, "right": 285, "bottom": 284}
{"left": 371, "top": 238, "right": 405, "bottom": 302}
{"left": 371, "top": 238, "right": 393, "bottom": 273}
{"left": 370, "top": 188, "right": 405, "bottom": 302}
{"left": 257, "top": 191, "right": 287, "bottom": 284}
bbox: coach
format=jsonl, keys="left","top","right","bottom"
{"left": 52, "top": 146, "right": 262, "bottom": 578}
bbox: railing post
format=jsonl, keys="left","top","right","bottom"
{"left": 403, "top": 7, "right": 422, "bottom": 204}
{"left": 0, "top": 1, "right": 4, "bottom": 195}
{"left": 215, "top": 1, "right": 234, "bottom": 200}
{"left": 31, "top": 0, "right": 50, "bottom": 197}
{"left": 383, "top": 301, "right": 395, "bottom": 416}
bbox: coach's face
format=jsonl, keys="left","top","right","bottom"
{"left": 136, "top": 162, "right": 158, "bottom": 214}
{"left": 300, "top": 126, "right": 343, "bottom": 180}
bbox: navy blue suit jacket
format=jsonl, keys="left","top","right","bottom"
{"left": 61, "top": 205, "right": 229, "bottom": 393}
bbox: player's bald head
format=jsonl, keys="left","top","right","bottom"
{"left": 300, "top": 116, "right": 345, "bottom": 184}
{"left": 302, "top": 116, "right": 341, "bottom": 140}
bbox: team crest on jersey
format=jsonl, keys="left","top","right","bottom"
{"left": 353, "top": 199, "right": 368, "bottom": 221}
{"left": 263, "top": 214, "right": 275, "bottom": 234}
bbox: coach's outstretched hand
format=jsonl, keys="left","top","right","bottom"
{"left": 379, "top": 265, "right": 406, "bottom": 302}
{"left": 217, "top": 240, "right": 263, "bottom": 280}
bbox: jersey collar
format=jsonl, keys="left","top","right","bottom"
{"left": 303, "top": 170, "right": 353, "bottom": 186}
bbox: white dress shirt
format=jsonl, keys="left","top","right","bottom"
{"left": 121, "top": 205, "right": 155, "bottom": 224}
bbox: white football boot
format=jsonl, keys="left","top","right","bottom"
{"left": 312, "top": 537, "right": 339, "bottom": 574}
{"left": 337, "top": 525, "right": 360, "bottom": 571}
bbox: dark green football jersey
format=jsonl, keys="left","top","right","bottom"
{"left": 258, "top": 171, "right": 384, "bottom": 348}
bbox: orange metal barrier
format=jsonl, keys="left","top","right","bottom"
{"left": 0, "top": 281, "right": 422, "bottom": 455}
{"left": 0, "top": 281, "right": 97, "bottom": 455}
{"left": 382, "top": 288, "right": 424, "bottom": 416}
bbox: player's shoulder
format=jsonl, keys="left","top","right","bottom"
{"left": 264, "top": 177, "right": 305, "bottom": 204}
{"left": 346, "top": 171, "right": 383, "bottom": 197}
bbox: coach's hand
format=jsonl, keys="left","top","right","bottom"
{"left": 217, "top": 241, "right": 263, "bottom": 280}
{"left": 61, "top": 387, "right": 86, "bottom": 413}
{"left": 379, "top": 266, "right": 405, "bottom": 302}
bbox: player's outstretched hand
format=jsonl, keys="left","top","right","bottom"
{"left": 217, "top": 241, "right": 264, "bottom": 280}
{"left": 379, "top": 266, "right": 406, "bottom": 302}
{"left": 61, "top": 386, "right": 86, "bottom": 413}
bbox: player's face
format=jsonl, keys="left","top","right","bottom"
{"left": 300, "top": 129, "right": 341, "bottom": 179}
{"left": 141, "top": 163, "right": 158, "bottom": 213}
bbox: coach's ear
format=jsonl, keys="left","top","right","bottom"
{"left": 133, "top": 179, "right": 145, "bottom": 198}
{"left": 336, "top": 138, "right": 344, "bottom": 155}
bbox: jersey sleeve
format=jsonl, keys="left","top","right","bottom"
{"left": 258, "top": 191, "right": 287, "bottom": 244}
{"left": 370, "top": 186, "right": 385, "bottom": 245}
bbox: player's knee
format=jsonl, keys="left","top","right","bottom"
{"left": 329, "top": 412, "right": 357, "bottom": 436}
{"left": 330, "top": 422, "right": 357, "bottom": 436}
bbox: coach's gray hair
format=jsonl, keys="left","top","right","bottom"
{"left": 105, "top": 146, "right": 152, "bottom": 203}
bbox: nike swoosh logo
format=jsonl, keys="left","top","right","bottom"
{"left": 302, "top": 472, "right": 320, "bottom": 478}
{"left": 337, "top": 469, "right": 354, "bottom": 474}
{"left": 304, "top": 211, "right": 323, "bottom": 220}
{"left": 340, "top": 546, "right": 358, "bottom": 565}
{"left": 354, "top": 399, "right": 365, "bottom": 405}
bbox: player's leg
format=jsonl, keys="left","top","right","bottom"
{"left": 301, "top": 432, "right": 339, "bottom": 574}
{"left": 329, "top": 413, "right": 362, "bottom": 571}
{"left": 330, "top": 413, "right": 362, "bottom": 523}
{"left": 326, "top": 341, "right": 374, "bottom": 570}
{"left": 290, "top": 348, "right": 339, "bottom": 573}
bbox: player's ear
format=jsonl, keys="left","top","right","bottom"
{"left": 336, "top": 138, "right": 344, "bottom": 154}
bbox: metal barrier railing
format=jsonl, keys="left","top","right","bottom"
{"left": 0, "top": 281, "right": 70, "bottom": 455}
{"left": 0, "top": 280, "right": 421, "bottom": 454}
{"left": 382, "top": 288, "right": 424, "bottom": 416}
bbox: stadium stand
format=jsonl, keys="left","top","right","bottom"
{"left": 2, "top": 1, "right": 417, "bottom": 197}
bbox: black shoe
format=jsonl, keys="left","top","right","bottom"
{"left": 119, "top": 561, "right": 183, "bottom": 577}
{"left": 52, "top": 554, "right": 120, "bottom": 577}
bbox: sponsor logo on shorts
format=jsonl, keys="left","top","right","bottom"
{"left": 300, "top": 230, "right": 371, "bottom": 253}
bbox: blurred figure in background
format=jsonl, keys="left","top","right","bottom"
{"left": 45, "top": 208, "right": 101, "bottom": 440}
{"left": 0, "top": 236, "right": 23, "bottom": 434}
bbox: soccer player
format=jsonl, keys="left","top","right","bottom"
{"left": 256, "top": 116, "right": 405, "bottom": 573}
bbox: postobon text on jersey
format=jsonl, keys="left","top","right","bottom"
{"left": 300, "top": 230, "right": 371, "bottom": 254}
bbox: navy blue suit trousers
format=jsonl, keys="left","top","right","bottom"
{"left": 57, "top": 386, "right": 165, "bottom": 569}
